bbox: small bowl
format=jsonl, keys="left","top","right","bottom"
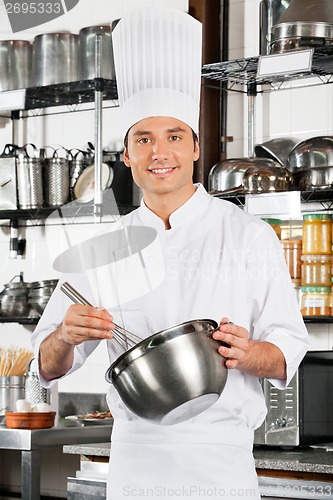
{"left": 5, "top": 411, "right": 56, "bottom": 429}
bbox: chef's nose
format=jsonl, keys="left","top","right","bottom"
{"left": 151, "top": 140, "right": 169, "bottom": 161}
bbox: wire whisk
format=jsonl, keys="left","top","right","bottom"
{"left": 60, "top": 282, "right": 143, "bottom": 353}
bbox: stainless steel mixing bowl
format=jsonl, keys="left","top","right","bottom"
{"left": 288, "top": 136, "right": 333, "bottom": 171}
{"left": 105, "top": 319, "right": 228, "bottom": 425}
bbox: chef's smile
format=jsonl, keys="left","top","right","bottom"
{"left": 148, "top": 166, "right": 177, "bottom": 177}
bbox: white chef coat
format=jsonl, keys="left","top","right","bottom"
{"left": 32, "top": 183, "right": 309, "bottom": 500}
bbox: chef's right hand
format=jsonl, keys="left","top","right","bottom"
{"left": 59, "top": 304, "right": 115, "bottom": 345}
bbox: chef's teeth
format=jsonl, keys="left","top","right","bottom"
{"left": 151, "top": 168, "right": 173, "bottom": 174}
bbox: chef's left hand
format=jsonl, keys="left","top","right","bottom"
{"left": 212, "top": 317, "right": 252, "bottom": 370}
{"left": 212, "top": 316, "right": 287, "bottom": 379}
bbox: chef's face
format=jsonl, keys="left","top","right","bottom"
{"left": 123, "top": 116, "right": 200, "bottom": 200}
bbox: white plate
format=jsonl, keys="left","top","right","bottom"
{"left": 73, "top": 163, "right": 114, "bottom": 202}
{"left": 65, "top": 415, "right": 113, "bottom": 426}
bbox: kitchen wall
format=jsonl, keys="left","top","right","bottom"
{"left": 0, "top": 0, "right": 333, "bottom": 405}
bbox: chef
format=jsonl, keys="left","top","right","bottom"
{"left": 31, "top": 6, "right": 309, "bottom": 499}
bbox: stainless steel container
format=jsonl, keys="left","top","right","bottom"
{"left": 16, "top": 146, "right": 44, "bottom": 209}
{"left": 0, "top": 40, "right": 32, "bottom": 91}
{"left": 0, "top": 376, "right": 25, "bottom": 418}
{"left": 44, "top": 149, "right": 70, "bottom": 207}
{"left": 259, "top": 0, "right": 292, "bottom": 55}
{"left": 79, "top": 25, "right": 115, "bottom": 80}
{"left": 33, "top": 32, "right": 79, "bottom": 86}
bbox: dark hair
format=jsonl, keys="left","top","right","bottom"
{"left": 123, "top": 128, "right": 199, "bottom": 151}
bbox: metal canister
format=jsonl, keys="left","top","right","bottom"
{"left": 79, "top": 25, "right": 115, "bottom": 80}
{"left": 0, "top": 40, "right": 32, "bottom": 91}
{"left": 0, "top": 376, "right": 25, "bottom": 417}
{"left": 33, "top": 32, "right": 79, "bottom": 86}
{"left": 16, "top": 144, "right": 44, "bottom": 209}
{"left": 24, "top": 359, "right": 50, "bottom": 406}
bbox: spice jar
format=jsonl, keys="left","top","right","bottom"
{"left": 262, "top": 218, "right": 282, "bottom": 239}
{"left": 302, "top": 214, "right": 332, "bottom": 255}
{"left": 301, "top": 286, "right": 332, "bottom": 317}
{"left": 281, "top": 239, "right": 302, "bottom": 279}
{"left": 301, "top": 254, "right": 333, "bottom": 287}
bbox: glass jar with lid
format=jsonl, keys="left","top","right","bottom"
{"left": 281, "top": 239, "right": 302, "bottom": 279}
{"left": 301, "top": 254, "right": 333, "bottom": 287}
{"left": 301, "top": 286, "right": 332, "bottom": 317}
{"left": 302, "top": 213, "right": 332, "bottom": 255}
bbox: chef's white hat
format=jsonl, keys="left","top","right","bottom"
{"left": 112, "top": 7, "right": 202, "bottom": 138}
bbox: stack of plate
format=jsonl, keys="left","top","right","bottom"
{"left": 28, "top": 280, "right": 58, "bottom": 317}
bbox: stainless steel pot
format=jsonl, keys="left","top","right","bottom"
{"left": 270, "top": 21, "right": 333, "bottom": 53}
{"left": 105, "top": 319, "right": 228, "bottom": 425}
{"left": 288, "top": 136, "right": 333, "bottom": 171}
{"left": 259, "top": 0, "right": 292, "bottom": 55}
{"left": 0, "top": 40, "right": 32, "bottom": 91}
{"left": 33, "top": 32, "right": 79, "bottom": 86}
{"left": 79, "top": 25, "right": 115, "bottom": 80}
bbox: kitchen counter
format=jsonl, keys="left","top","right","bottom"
{"left": 64, "top": 441, "right": 333, "bottom": 473}
{"left": 64, "top": 443, "right": 333, "bottom": 499}
{"left": 255, "top": 446, "right": 333, "bottom": 475}
{"left": 0, "top": 423, "right": 112, "bottom": 500}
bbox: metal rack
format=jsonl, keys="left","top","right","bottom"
{"left": 202, "top": 46, "right": 333, "bottom": 93}
{"left": 24, "top": 78, "right": 118, "bottom": 110}
{"left": 213, "top": 188, "right": 333, "bottom": 210}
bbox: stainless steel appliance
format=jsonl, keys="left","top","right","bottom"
{"left": 255, "top": 351, "right": 333, "bottom": 447}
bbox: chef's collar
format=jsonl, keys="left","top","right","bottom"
{"left": 138, "top": 183, "right": 210, "bottom": 231}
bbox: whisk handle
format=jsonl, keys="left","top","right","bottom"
{"left": 60, "top": 282, "right": 93, "bottom": 307}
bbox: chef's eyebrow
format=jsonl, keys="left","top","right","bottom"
{"left": 133, "top": 127, "right": 187, "bottom": 137}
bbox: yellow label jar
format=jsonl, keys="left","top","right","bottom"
{"left": 301, "top": 286, "right": 332, "bottom": 317}
{"left": 302, "top": 214, "right": 332, "bottom": 255}
{"left": 301, "top": 254, "right": 333, "bottom": 287}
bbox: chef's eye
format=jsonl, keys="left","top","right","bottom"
{"left": 169, "top": 135, "right": 181, "bottom": 141}
{"left": 138, "top": 137, "right": 150, "bottom": 144}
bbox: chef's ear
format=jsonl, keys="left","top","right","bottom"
{"left": 123, "top": 148, "right": 131, "bottom": 168}
{"left": 193, "top": 140, "right": 200, "bottom": 162}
